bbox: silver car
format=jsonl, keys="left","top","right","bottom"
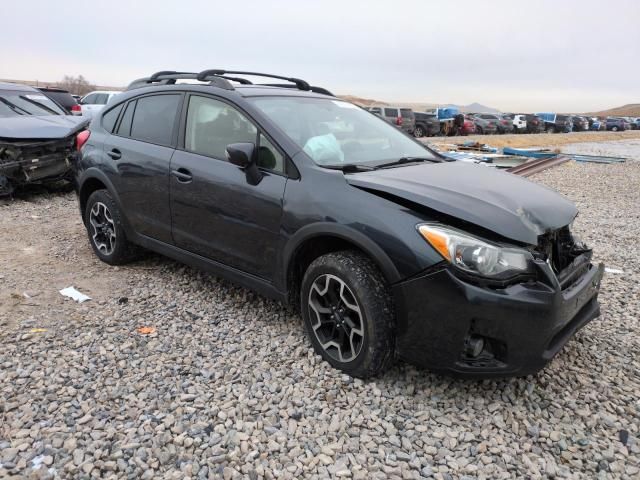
{"left": 369, "top": 106, "right": 415, "bottom": 134}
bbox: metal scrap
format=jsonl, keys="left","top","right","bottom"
{"left": 506, "top": 155, "right": 572, "bottom": 177}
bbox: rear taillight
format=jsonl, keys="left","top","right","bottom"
{"left": 396, "top": 116, "right": 403, "bottom": 126}
{"left": 76, "top": 130, "right": 91, "bottom": 151}
{"left": 71, "top": 104, "right": 81, "bottom": 113}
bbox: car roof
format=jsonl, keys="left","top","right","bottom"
{"left": 110, "top": 83, "right": 335, "bottom": 105}
{"left": 0, "top": 81, "right": 39, "bottom": 92}
{"left": 85, "top": 90, "right": 123, "bottom": 95}
{"left": 37, "top": 87, "right": 71, "bottom": 93}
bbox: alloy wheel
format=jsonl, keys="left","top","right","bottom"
{"left": 89, "top": 202, "right": 116, "bottom": 255}
{"left": 307, "top": 274, "right": 364, "bottom": 363}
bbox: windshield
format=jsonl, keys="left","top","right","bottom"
{"left": 248, "top": 96, "right": 435, "bottom": 167}
{"left": 0, "top": 91, "right": 66, "bottom": 117}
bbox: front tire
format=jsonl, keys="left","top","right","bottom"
{"left": 301, "top": 251, "right": 395, "bottom": 378}
{"left": 414, "top": 125, "right": 425, "bottom": 138}
{"left": 611, "top": 126, "right": 619, "bottom": 132}
{"left": 85, "top": 189, "right": 140, "bottom": 265}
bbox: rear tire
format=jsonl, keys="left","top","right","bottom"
{"left": 301, "top": 251, "right": 395, "bottom": 378}
{"left": 414, "top": 125, "right": 425, "bottom": 138}
{"left": 611, "top": 126, "right": 619, "bottom": 132}
{"left": 85, "top": 189, "right": 140, "bottom": 265}
{"left": 476, "top": 126, "right": 483, "bottom": 135}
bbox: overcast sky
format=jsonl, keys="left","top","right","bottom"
{"left": 2, "top": 0, "right": 638, "bottom": 112}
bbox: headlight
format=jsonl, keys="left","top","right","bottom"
{"left": 417, "top": 224, "right": 533, "bottom": 278}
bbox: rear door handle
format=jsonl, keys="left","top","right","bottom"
{"left": 107, "top": 148, "right": 121, "bottom": 160}
{"left": 171, "top": 168, "right": 193, "bottom": 183}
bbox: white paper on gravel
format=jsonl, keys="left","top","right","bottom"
{"left": 604, "top": 267, "right": 624, "bottom": 274}
{"left": 59, "top": 286, "right": 91, "bottom": 303}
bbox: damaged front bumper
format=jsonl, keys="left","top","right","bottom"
{"left": 393, "top": 255, "right": 604, "bottom": 378}
{"left": 0, "top": 137, "right": 77, "bottom": 195}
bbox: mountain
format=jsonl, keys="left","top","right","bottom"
{"left": 338, "top": 95, "right": 501, "bottom": 113}
{"left": 460, "top": 102, "right": 501, "bottom": 114}
{"left": 587, "top": 104, "right": 640, "bottom": 117}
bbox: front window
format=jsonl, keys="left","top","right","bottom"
{"left": 0, "top": 91, "right": 66, "bottom": 117}
{"left": 248, "top": 97, "right": 435, "bottom": 167}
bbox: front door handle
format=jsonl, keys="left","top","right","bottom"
{"left": 171, "top": 168, "right": 193, "bottom": 183}
{"left": 107, "top": 148, "right": 122, "bottom": 160}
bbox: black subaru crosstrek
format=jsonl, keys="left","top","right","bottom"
{"left": 74, "top": 70, "right": 604, "bottom": 378}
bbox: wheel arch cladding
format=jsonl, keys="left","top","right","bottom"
{"left": 284, "top": 225, "right": 401, "bottom": 308}
{"left": 79, "top": 176, "right": 108, "bottom": 218}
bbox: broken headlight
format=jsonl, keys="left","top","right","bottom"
{"left": 417, "top": 225, "right": 533, "bottom": 278}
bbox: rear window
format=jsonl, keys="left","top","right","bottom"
{"left": 41, "top": 90, "right": 76, "bottom": 109}
{"left": 94, "top": 94, "right": 109, "bottom": 105}
{"left": 0, "top": 91, "right": 66, "bottom": 117}
{"left": 384, "top": 108, "right": 398, "bottom": 117}
{"left": 400, "top": 109, "right": 414, "bottom": 119}
{"left": 129, "top": 94, "right": 181, "bottom": 145}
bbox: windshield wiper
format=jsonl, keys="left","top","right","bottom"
{"left": 322, "top": 163, "right": 376, "bottom": 172}
{"left": 375, "top": 156, "right": 435, "bottom": 169}
{"left": 0, "top": 97, "right": 30, "bottom": 115}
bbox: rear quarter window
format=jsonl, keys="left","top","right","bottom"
{"left": 400, "top": 109, "right": 414, "bottom": 118}
{"left": 102, "top": 103, "right": 124, "bottom": 133}
{"left": 384, "top": 108, "right": 398, "bottom": 117}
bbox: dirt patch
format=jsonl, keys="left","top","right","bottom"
{"left": 0, "top": 191, "right": 134, "bottom": 330}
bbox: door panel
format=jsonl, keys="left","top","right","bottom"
{"left": 170, "top": 150, "right": 286, "bottom": 279}
{"left": 101, "top": 93, "right": 182, "bottom": 243}
{"left": 170, "top": 94, "right": 286, "bottom": 280}
{"left": 105, "top": 135, "right": 175, "bottom": 243}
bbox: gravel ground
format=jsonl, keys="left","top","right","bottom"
{"left": 423, "top": 130, "right": 640, "bottom": 149}
{"left": 1, "top": 143, "right": 639, "bottom": 479}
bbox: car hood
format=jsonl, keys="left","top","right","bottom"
{"left": 346, "top": 161, "right": 577, "bottom": 245}
{"left": 0, "top": 115, "right": 89, "bottom": 140}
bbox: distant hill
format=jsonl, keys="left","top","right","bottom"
{"left": 587, "top": 104, "right": 640, "bottom": 117}
{"left": 339, "top": 95, "right": 500, "bottom": 113}
{"left": 461, "top": 102, "right": 501, "bottom": 114}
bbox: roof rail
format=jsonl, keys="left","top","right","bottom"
{"left": 196, "top": 70, "right": 311, "bottom": 91}
{"left": 127, "top": 71, "right": 235, "bottom": 91}
{"left": 259, "top": 83, "right": 334, "bottom": 96}
{"left": 127, "top": 69, "right": 331, "bottom": 95}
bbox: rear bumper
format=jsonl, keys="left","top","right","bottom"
{"left": 393, "top": 260, "right": 604, "bottom": 378}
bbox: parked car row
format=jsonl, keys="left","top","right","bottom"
{"left": 366, "top": 104, "right": 639, "bottom": 137}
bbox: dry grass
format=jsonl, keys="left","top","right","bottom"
{"left": 425, "top": 130, "right": 640, "bottom": 149}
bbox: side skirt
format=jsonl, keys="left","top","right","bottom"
{"left": 132, "top": 233, "right": 287, "bottom": 304}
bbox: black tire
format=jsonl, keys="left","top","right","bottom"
{"left": 300, "top": 251, "right": 395, "bottom": 378}
{"left": 414, "top": 125, "right": 425, "bottom": 138}
{"left": 546, "top": 125, "right": 555, "bottom": 134}
{"left": 611, "top": 126, "right": 619, "bottom": 132}
{"left": 84, "top": 189, "right": 140, "bottom": 265}
{"left": 476, "top": 126, "right": 483, "bottom": 135}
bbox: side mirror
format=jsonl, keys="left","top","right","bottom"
{"left": 226, "top": 142, "right": 262, "bottom": 185}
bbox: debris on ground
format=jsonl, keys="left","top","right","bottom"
{"left": 136, "top": 326, "right": 157, "bottom": 335}
{"left": 429, "top": 141, "right": 629, "bottom": 176}
{"left": 59, "top": 286, "right": 91, "bottom": 303}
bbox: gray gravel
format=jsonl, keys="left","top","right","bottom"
{"left": 1, "top": 146, "right": 640, "bottom": 479}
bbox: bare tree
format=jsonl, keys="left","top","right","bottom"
{"left": 57, "top": 75, "right": 95, "bottom": 96}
